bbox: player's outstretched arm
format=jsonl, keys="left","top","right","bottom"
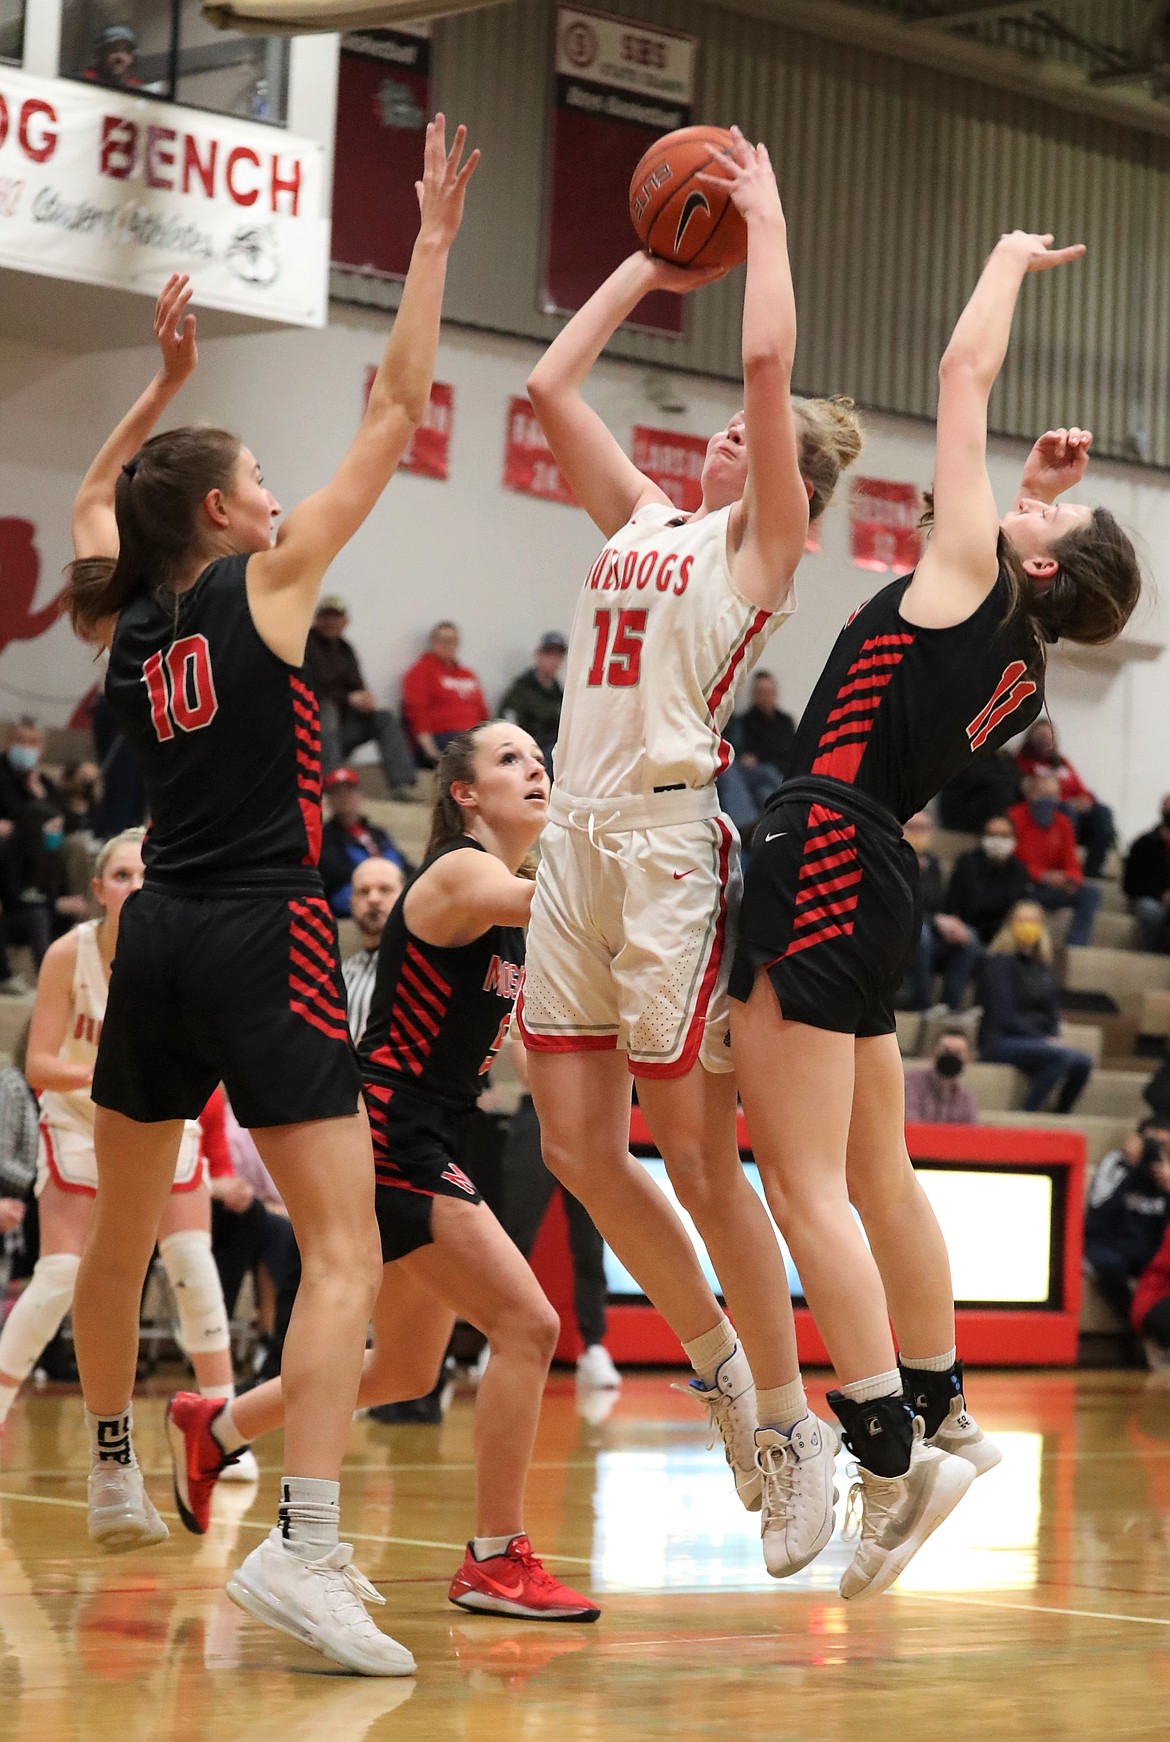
{"left": 248, "top": 116, "right": 477, "bottom": 657}
{"left": 527, "top": 253, "right": 720, "bottom": 537}
{"left": 406, "top": 852, "right": 535, "bottom": 950}
{"left": 905, "top": 232, "right": 1085, "bottom": 628}
{"left": 71, "top": 274, "right": 197, "bottom": 562}
{"left": 712, "top": 131, "right": 808, "bottom": 611}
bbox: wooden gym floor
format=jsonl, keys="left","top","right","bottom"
{"left": 1, "top": 1368, "right": 1168, "bottom": 1741}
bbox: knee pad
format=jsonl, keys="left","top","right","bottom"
{"left": 158, "top": 1229, "right": 230, "bottom": 1355}
{"left": 0, "top": 1251, "right": 80, "bottom": 1383}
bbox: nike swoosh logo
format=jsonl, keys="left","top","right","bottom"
{"left": 765, "top": 831, "right": 788, "bottom": 842}
{"left": 477, "top": 1572, "right": 527, "bottom": 1599}
{"left": 673, "top": 869, "right": 697, "bottom": 880}
{"left": 674, "top": 189, "right": 710, "bottom": 254}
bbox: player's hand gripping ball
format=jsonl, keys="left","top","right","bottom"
{"left": 629, "top": 125, "right": 748, "bottom": 270}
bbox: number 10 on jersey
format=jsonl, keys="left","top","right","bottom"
{"left": 586, "top": 607, "right": 647, "bottom": 688}
{"left": 143, "top": 635, "right": 220, "bottom": 742}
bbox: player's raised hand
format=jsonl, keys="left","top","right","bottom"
{"left": 1020, "top": 427, "right": 1093, "bottom": 501}
{"left": 154, "top": 273, "right": 197, "bottom": 384}
{"left": 415, "top": 114, "right": 479, "bottom": 248}
{"left": 638, "top": 253, "right": 728, "bottom": 296}
{"left": 697, "top": 125, "right": 783, "bottom": 226}
{"left": 996, "top": 231, "right": 1086, "bottom": 273}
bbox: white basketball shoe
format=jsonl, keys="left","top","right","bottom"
{"left": 87, "top": 1460, "right": 169, "bottom": 1552}
{"left": 756, "top": 1412, "right": 841, "bottom": 1577}
{"left": 839, "top": 1423, "right": 975, "bottom": 1600}
{"left": 682, "top": 1344, "right": 762, "bottom": 1512}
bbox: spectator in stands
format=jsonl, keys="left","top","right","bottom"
{"left": 1089, "top": 1116, "right": 1170, "bottom": 1214}
{"left": 58, "top": 760, "right": 101, "bottom": 839}
{"left": 1016, "top": 719, "right": 1113, "bottom": 879}
{"left": 978, "top": 900, "right": 1094, "bottom": 1112}
{"left": 402, "top": 621, "right": 488, "bottom": 766}
{"left": 1084, "top": 1126, "right": 1170, "bottom": 1323}
{"left": 341, "top": 857, "right": 405, "bottom": 1045}
{"left": 319, "top": 769, "right": 410, "bottom": 918}
{"left": 903, "top": 1030, "right": 980, "bottom": 1125}
{"left": 211, "top": 1100, "right": 301, "bottom": 1384}
{"left": 902, "top": 811, "right": 982, "bottom": 1012}
{"left": 946, "top": 814, "right": 1031, "bottom": 946}
{"left": 81, "top": 23, "right": 144, "bottom": 89}
{"left": 938, "top": 747, "right": 1021, "bottom": 834}
{"left": 306, "top": 596, "right": 418, "bottom": 800}
{"left": 717, "top": 670, "right": 794, "bottom": 845}
{"left": 16, "top": 807, "right": 89, "bottom": 965}
{"left": 0, "top": 719, "right": 61, "bottom": 828}
{"left": 1124, "top": 797, "right": 1170, "bottom": 953}
{"left": 1132, "top": 1217, "right": 1170, "bottom": 1368}
{"left": 1008, "top": 771, "right": 1102, "bottom": 947}
{"left": 500, "top": 632, "right": 568, "bottom": 766}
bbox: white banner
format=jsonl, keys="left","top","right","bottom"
{"left": 0, "top": 67, "right": 328, "bottom": 326}
{"left": 554, "top": 7, "right": 696, "bottom": 106}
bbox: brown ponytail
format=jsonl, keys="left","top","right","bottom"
{"left": 66, "top": 426, "right": 241, "bottom": 640}
{"left": 424, "top": 726, "right": 494, "bottom": 859}
{"left": 794, "top": 395, "right": 864, "bottom": 522}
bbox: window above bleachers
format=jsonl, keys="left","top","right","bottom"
{"left": 60, "top": 2, "right": 288, "bottom": 126}
{"left": 0, "top": 2, "right": 23, "bottom": 66}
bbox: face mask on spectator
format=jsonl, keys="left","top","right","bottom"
{"left": 982, "top": 834, "right": 1015, "bottom": 862}
{"left": 935, "top": 1052, "right": 964, "bottom": 1080}
{"left": 1028, "top": 798, "right": 1057, "bottom": 828}
{"left": 7, "top": 744, "right": 37, "bottom": 772}
{"left": 1012, "top": 919, "right": 1043, "bottom": 951}
{"left": 42, "top": 828, "right": 64, "bottom": 852}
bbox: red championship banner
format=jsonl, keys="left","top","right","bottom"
{"left": 632, "top": 425, "right": 706, "bottom": 511}
{"left": 543, "top": 7, "right": 696, "bottom": 335}
{"left": 503, "top": 398, "right": 578, "bottom": 506}
{"left": 331, "top": 25, "right": 431, "bottom": 279}
{"left": 363, "top": 373, "right": 452, "bottom": 479}
{"left": 849, "top": 478, "right": 924, "bottom": 573}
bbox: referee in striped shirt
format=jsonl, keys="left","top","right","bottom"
{"left": 341, "top": 857, "right": 406, "bottom": 1044}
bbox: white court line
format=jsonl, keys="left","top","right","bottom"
{"left": 2, "top": 1489, "right": 1167, "bottom": 1626}
{"left": 0, "top": 1487, "right": 596, "bottom": 1569}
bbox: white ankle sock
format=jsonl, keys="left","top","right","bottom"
{"left": 211, "top": 1399, "right": 248, "bottom": 1454}
{"left": 87, "top": 1406, "right": 136, "bottom": 1468}
{"left": 842, "top": 1370, "right": 902, "bottom": 1405}
{"left": 756, "top": 1379, "right": 807, "bottom": 1432}
{"left": 901, "top": 1347, "right": 957, "bottom": 1373}
{"left": 0, "top": 1380, "right": 19, "bottom": 1426}
{"left": 278, "top": 1475, "right": 340, "bottom": 1560}
{"left": 682, "top": 1318, "right": 737, "bottom": 1386}
{"left": 201, "top": 1383, "right": 235, "bottom": 1402}
{"left": 472, "top": 1533, "right": 521, "bottom": 1560}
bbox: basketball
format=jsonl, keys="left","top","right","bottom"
{"left": 629, "top": 125, "right": 748, "bottom": 271}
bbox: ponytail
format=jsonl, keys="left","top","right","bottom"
{"left": 424, "top": 726, "right": 492, "bottom": 859}
{"left": 794, "top": 395, "right": 864, "bottom": 523}
{"left": 66, "top": 427, "right": 241, "bottom": 641}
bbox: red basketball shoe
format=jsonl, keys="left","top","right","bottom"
{"left": 448, "top": 1536, "right": 600, "bottom": 1622}
{"left": 166, "top": 1392, "right": 245, "bottom": 1535}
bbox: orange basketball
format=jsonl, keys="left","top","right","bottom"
{"left": 629, "top": 125, "right": 747, "bottom": 271}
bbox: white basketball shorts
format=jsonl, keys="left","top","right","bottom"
{"left": 518, "top": 791, "right": 741, "bottom": 1079}
{"left": 36, "top": 1120, "right": 204, "bottom": 1199}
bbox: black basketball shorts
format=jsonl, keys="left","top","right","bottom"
{"left": 729, "top": 778, "right": 920, "bottom": 1038}
{"left": 93, "top": 878, "right": 361, "bottom": 1128}
{"left": 363, "top": 1078, "right": 482, "bottom": 1262}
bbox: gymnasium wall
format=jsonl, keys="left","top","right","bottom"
{"left": 1, "top": 302, "right": 1168, "bottom": 842}
{"left": 335, "top": 0, "right": 1170, "bottom": 468}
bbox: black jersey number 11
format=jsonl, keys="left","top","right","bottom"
{"left": 142, "top": 634, "right": 220, "bottom": 743}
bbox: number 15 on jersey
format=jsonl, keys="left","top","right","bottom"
{"left": 585, "top": 608, "right": 646, "bottom": 689}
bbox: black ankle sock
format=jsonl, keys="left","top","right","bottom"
{"left": 827, "top": 1389, "right": 914, "bottom": 1478}
{"left": 898, "top": 1358, "right": 964, "bottom": 1439}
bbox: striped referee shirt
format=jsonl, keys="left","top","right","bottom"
{"left": 342, "top": 948, "right": 380, "bottom": 1047}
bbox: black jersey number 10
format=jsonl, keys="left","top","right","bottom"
{"left": 585, "top": 607, "right": 647, "bottom": 689}
{"left": 142, "top": 634, "right": 220, "bottom": 743}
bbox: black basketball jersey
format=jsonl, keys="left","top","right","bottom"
{"left": 785, "top": 565, "right": 1044, "bottom": 824}
{"left": 105, "top": 557, "right": 322, "bottom": 884}
{"left": 359, "top": 838, "right": 525, "bottom": 1110}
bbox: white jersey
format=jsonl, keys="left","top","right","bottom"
{"left": 553, "top": 502, "right": 793, "bottom": 800}
{"left": 39, "top": 920, "right": 107, "bottom": 1138}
